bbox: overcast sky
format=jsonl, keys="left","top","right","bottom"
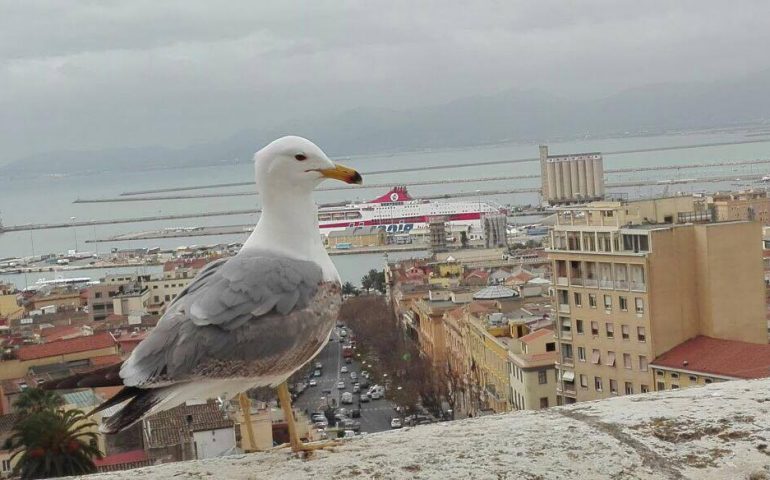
{"left": 1, "top": 1, "right": 769, "bottom": 163}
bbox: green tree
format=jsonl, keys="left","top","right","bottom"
{"left": 460, "top": 231, "right": 469, "bottom": 248}
{"left": 341, "top": 281, "right": 359, "bottom": 296}
{"left": 14, "top": 389, "right": 64, "bottom": 416}
{"left": 360, "top": 269, "right": 386, "bottom": 294}
{"left": 10, "top": 409, "right": 102, "bottom": 479}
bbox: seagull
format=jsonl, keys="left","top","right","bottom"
{"left": 44, "top": 136, "right": 362, "bottom": 453}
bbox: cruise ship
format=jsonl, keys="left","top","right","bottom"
{"left": 317, "top": 187, "right": 506, "bottom": 235}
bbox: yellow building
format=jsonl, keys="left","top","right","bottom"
{"left": 0, "top": 294, "right": 22, "bottom": 322}
{"left": 709, "top": 190, "right": 770, "bottom": 225}
{"left": 326, "top": 226, "right": 386, "bottom": 248}
{"left": 549, "top": 199, "right": 766, "bottom": 405}
{"left": 504, "top": 329, "right": 558, "bottom": 410}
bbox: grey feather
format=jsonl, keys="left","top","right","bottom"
{"left": 120, "top": 249, "right": 337, "bottom": 389}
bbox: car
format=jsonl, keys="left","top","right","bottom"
{"left": 311, "top": 414, "right": 326, "bottom": 423}
{"left": 351, "top": 408, "right": 361, "bottom": 418}
{"left": 339, "top": 419, "right": 361, "bottom": 431}
{"left": 359, "top": 393, "right": 370, "bottom": 403}
{"left": 313, "top": 369, "right": 322, "bottom": 377}
{"left": 390, "top": 418, "right": 403, "bottom": 429}
{"left": 339, "top": 329, "right": 348, "bottom": 337}
{"left": 341, "top": 392, "right": 354, "bottom": 404}
{"left": 352, "top": 384, "right": 360, "bottom": 393}
{"left": 345, "top": 357, "right": 352, "bottom": 364}
{"left": 342, "top": 430, "right": 356, "bottom": 439}
{"left": 337, "top": 381, "right": 345, "bottom": 389}
{"left": 370, "top": 390, "right": 382, "bottom": 400}
{"left": 350, "top": 372, "right": 357, "bottom": 380}
{"left": 361, "top": 370, "right": 369, "bottom": 378}
{"left": 340, "top": 366, "right": 348, "bottom": 374}
{"left": 308, "top": 379, "right": 318, "bottom": 387}
{"left": 313, "top": 420, "right": 328, "bottom": 429}
{"left": 321, "top": 388, "right": 332, "bottom": 395}
{"left": 314, "top": 361, "right": 323, "bottom": 369}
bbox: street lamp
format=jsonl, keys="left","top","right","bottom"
{"left": 70, "top": 217, "right": 78, "bottom": 253}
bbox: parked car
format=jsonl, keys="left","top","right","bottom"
{"left": 390, "top": 418, "right": 403, "bottom": 429}
{"left": 352, "top": 383, "right": 360, "bottom": 393}
{"left": 359, "top": 393, "right": 370, "bottom": 403}
{"left": 350, "top": 372, "right": 357, "bottom": 380}
{"left": 315, "top": 361, "right": 323, "bottom": 369}
{"left": 340, "top": 366, "right": 348, "bottom": 374}
{"left": 351, "top": 408, "right": 361, "bottom": 418}
{"left": 345, "top": 357, "right": 352, "bottom": 364}
{"left": 337, "top": 381, "right": 345, "bottom": 389}
{"left": 341, "top": 392, "right": 354, "bottom": 404}
{"left": 308, "top": 379, "right": 318, "bottom": 387}
{"left": 361, "top": 370, "right": 369, "bottom": 378}
{"left": 313, "top": 369, "right": 322, "bottom": 377}
{"left": 342, "top": 430, "right": 356, "bottom": 439}
{"left": 339, "top": 419, "right": 361, "bottom": 431}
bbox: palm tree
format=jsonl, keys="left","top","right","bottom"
{"left": 14, "top": 388, "right": 64, "bottom": 416}
{"left": 10, "top": 409, "right": 102, "bottom": 479}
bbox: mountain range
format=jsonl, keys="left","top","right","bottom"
{"left": 3, "top": 69, "right": 769, "bottom": 176}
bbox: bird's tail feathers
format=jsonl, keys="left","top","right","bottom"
{"left": 100, "top": 386, "right": 171, "bottom": 434}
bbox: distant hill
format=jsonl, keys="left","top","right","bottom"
{"left": 3, "top": 69, "right": 769, "bottom": 176}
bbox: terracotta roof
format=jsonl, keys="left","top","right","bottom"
{"left": 519, "top": 328, "right": 554, "bottom": 344}
{"left": 464, "top": 270, "right": 490, "bottom": 280}
{"left": 468, "top": 301, "right": 498, "bottom": 315}
{"left": 94, "top": 386, "right": 124, "bottom": 402}
{"left": 91, "top": 354, "right": 122, "bottom": 366}
{"left": 94, "top": 449, "right": 148, "bottom": 467}
{"left": 651, "top": 336, "right": 770, "bottom": 379}
{"left": 163, "top": 257, "right": 213, "bottom": 272}
{"left": 144, "top": 401, "right": 233, "bottom": 448}
{"left": 17, "top": 332, "right": 116, "bottom": 361}
{"left": 39, "top": 325, "right": 84, "bottom": 342}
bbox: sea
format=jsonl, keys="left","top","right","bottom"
{"left": 2, "top": 128, "right": 770, "bottom": 289}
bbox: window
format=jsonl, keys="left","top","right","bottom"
{"left": 605, "top": 351, "right": 616, "bottom": 367}
{"left": 623, "top": 353, "right": 632, "bottom": 369}
{"left": 577, "top": 347, "right": 586, "bottom": 362}
{"left": 605, "top": 323, "right": 614, "bottom": 339}
{"left": 637, "top": 326, "right": 646, "bottom": 342}
{"left": 579, "top": 374, "right": 588, "bottom": 388}
{"left": 546, "top": 342, "right": 556, "bottom": 352}
{"left": 576, "top": 319, "right": 584, "bottom": 335}
{"left": 670, "top": 372, "right": 679, "bottom": 379}
{"left": 657, "top": 381, "right": 665, "bottom": 391}
{"left": 625, "top": 382, "right": 634, "bottom": 395}
{"left": 588, "top": 294, "right": 597, "bottom": 308}
{"left": 656, "top": 370, "right": 664, "bottom": 377}
{"left": 561, "top": 343, "right": 573, "bottom": 362}
{"left": 1, "top": 459, "right": 10, "bottom": 472}
{"left": 609, "top": 379, "right": 618, "bottom": 394}
{"left": 619, "top": 296, "right": 628, "bottom": 311}
{"left": 164, "top": 295, "right": 171, "bottom": 301}
{"left": 574, "top": 292, "right": 582, "bottom": 307}
{"left": 621, "top": 324, "right": 630, "bottom": 340}
{"left": 591, "top": 321, "right": 599, "bottom": 336}
{"left": 538, "top": 370, "right": 548, "bottom": 384}
{"left": 95, "top": 292, "right": 102, "bottom": 299}
{"left": 641, "top": 384, "right": 649, "bottom": 393}
{"left": 591, "top": 349, "right": 601, "bottom": 364}
{"left": 594, "top": 377, "right": 603, "bottom": 391}
{"left": 635, "top": 297, "right": 644, "bottom": 314}
{"left": 704, "top": 378, "right": 713, "bottom": 384}
{"left": 689, "top": 375, "right": 697, "bottom": 382}
{"left": 539, "top": 397, "right": 549, "bottom": 409}
{"left": 671, "top": 384, "right": 679, "bottom": 390}
{"left": 639, "top": 355, "right": 648, "bottom": 371}
{"left": 603, "top": 295, "right": 612, "bottom": 310}
{"left": 622, "top": 234, "right": 649, "bottom": 252}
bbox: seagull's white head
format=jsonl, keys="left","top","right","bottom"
{"left": 253, "top": 136, "right": 362, "bottom": 193}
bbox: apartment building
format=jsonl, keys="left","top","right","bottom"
{"left": 549, "top": 198, "right": 765, "bottom": 405}
{"left": 505, "top": 329, "right": 558, "bottom": 410}
{"left": 709, "top": 190, "right": 770, "bottom": 225}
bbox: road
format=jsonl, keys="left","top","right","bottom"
{"left": 293, "top": 328, "right": 397, "bottom": 434}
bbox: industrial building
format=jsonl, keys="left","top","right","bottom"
{"left": 539, "top": 145, "right": 604, "bottom": 205}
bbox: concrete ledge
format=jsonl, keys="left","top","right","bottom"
{"left": 77, "top": 378, "right": 770, "bottom": 479}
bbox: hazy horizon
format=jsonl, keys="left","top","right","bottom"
{"left": 2, "top": 1, "right": 770, "bottom": 166}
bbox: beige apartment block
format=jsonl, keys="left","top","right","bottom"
{"left": 709, "top": 190, "right": 770, "bottom": 225}
{"left": 549, "top": 198, "right": 765, "bottom": 405}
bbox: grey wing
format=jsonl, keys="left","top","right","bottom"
{"left": 119, "top": 250, "right": 339, "bottom": 388}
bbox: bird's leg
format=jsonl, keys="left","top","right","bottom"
{"left": 276, "top": 381, "right": 303, "bottom": 452}
{"left": 276, "top": 382, "right": 342, "bottom": 453}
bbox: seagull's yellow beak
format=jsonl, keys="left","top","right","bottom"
{"left": 319, "top": 163, "right": 363, "bottom": 185}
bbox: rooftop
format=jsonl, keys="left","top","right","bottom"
{"left": 81, "top": 378, "right": 770, "bottom": 479}
{"left": 16, "top": 331, "right": 116, "bottom": 361}
{"left": 651, "top": 335, "right": 770, "bottom": 379}
{"left": 472, "top": 285, "right": 518, "bottom": 300}
{"left": 144, "top": 400, "right": 234, "bottom": 448}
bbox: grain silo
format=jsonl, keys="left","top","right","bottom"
{"left": 539, "top": 145, "right": 604, "bottom": 205}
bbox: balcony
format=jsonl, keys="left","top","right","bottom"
{"left": 570, "top": 277, "right": 584, "bottom": 287}
{"left": 559, "top": 330, "right": 572, "bottom": 341}
{"left": 614, "top": 280, "right": 629, "bottom": 290}
{"left": 630, "top": 282, "right": 647, "bottom": 292}
{"left": 599, "top": 279, "right": 613, "bottom": 289}
{"left": 584, "top": 279, "right": 598, "bottom": 288}
{"left": 558, "top": 304, "right": 570, "bottom": 314}
{"left": 556, "top": 277, "right": 568, "bottom": 286}
{"left": 560, "top": 356, "right": 574, "bottom": 367}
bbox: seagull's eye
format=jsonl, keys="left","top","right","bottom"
{"left": 294, "top": 154, "right": 307, "bottom": 161}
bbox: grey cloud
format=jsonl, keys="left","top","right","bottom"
{"left": 1, "top": 1, "right": 769, "bottom": 163}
